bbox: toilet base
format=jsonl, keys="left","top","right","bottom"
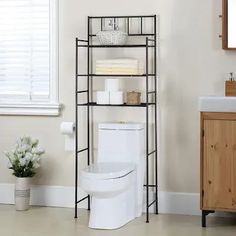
{"left": 89, "top": 187, "right": 136, "bottom": 229}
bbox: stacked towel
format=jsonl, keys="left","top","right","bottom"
{"left": 96, "top": 59, "right": 144, "bottom": 75}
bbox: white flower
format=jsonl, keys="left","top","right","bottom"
{"left": 32, "top": 154, "right": 39, "bottom": 162}
{"left": 21, "top": 136, "right": 31, "bottom": 145}
{"left": 33, "top": 162, "right": 40, "bottom": 169}
{"left": 31, "top": 139, "right": 39, "bottom": 147}
{"left": 32, "top": 147, "right": 44, "bottom": 155}
{"left": 21, "top": 144, "right": 31, "bottom": 152}
{"left": 25, "top": 152, "right": 33, "bottom": 161}
{"left": 19, "top": 158, "right": 27, "bottom": 167}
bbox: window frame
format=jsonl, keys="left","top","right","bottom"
{"left": 0, "top": 0, "right": 61, "bottom": 116}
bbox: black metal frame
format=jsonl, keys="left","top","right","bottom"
{"left": 75, "top": 15, "right": 158, "bottom": 223}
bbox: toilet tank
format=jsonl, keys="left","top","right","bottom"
{"left": 97, "top": 122, "right": 144, "bottom": 164}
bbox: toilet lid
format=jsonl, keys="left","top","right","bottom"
{"left": 81, "top": 162, "right": 136, "bottom": 180}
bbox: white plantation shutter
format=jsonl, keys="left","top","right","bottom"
{"left": 0, "top": 0, "right": 55, "bottom": 103}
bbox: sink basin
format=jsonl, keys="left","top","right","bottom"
{"left": 199, "top": 96, "right": 236, "bottom": 112}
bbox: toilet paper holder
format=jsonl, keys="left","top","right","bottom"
{"left": 60, "top": 122, "right": 75, "bottom": 151}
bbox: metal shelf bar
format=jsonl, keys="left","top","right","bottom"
{"left": 75, "top": 38, "right": 79, "bottom": 219}
{"left": 87, "top": 17, "right": 91, "bottom": 211}
{"left": 77, "top": 39, "right": 88, "bottom": 42}
{"left": 77, "top": 74, "right": 155, "bottom": 77}
{"left": 77, "top": 44, "right": 155, "bottom": 48}
{"left": 148, "top": 199, "right": 157, "bottom": 208}
{"left": 77, "top": 90, "right": 88, "bottom": 94}
{"left": 88, "top": 15, "right": 155, "bottom": 19}
{"left": 77, "top": 102, "right": 155, "bottom": 107}
{"left": 148, "top": 91, "right": 156, "bottom": 94}
{"left": 144, "top": 184, "right": 157, "bottom": 188}
{"left": 89, "top": 33, "right": 155, "bottom": 37}
{"left": 145, "top": 37, "right": 149, "bottom": 223}
{"left": 77, "top": 196, "right": 89, "bottom": 204}
{"left": 148, "top": 150, "right": 157, "bottom": 156}
{"left": 154, "top": 15, "right": 158, "bottom": 215}
{"left": 77, "top": 148, "right": 88, "bottom": 154}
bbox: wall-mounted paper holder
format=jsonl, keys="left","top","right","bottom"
{"left": 60, "top": 122, "right": 75, "bottom": 151}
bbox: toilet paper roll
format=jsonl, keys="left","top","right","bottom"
{"left": 60, "top": 122, "right": 75, "bottom": 135}
{"left": 105, "top": 79, "right": 120, "bottom": 92}
{"left": 110, "top": 91, "right": 124, "bottom": 105}
{"left": 97, "top": 91, "right": 109, "bottom": 104}
{"left": 60, "top": 122, "right": 75, "bottom": 151}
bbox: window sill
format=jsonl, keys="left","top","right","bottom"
{"left": 0, "top": 103, "right": 62, "bottom": 116}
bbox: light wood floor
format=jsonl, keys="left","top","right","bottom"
{"left": 0, "top": 205, "right": 236, "bottom": 236}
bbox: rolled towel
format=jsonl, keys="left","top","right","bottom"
{"left": 110, "top": 91, "right": 124, "bottom": 105}
{"left": 96, "top": 91, "right": 109, "bottom": 104}
{"left": 105, "top": 79, "right": 120, "bottom": 91}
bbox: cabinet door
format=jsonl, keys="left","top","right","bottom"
{"left": 203, "top": 120, "right": 233, "bottom": 209}
{"left": 232, "top": 122, "right": 236, "bottom": 209}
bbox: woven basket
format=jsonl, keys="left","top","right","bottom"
{"left": 96, "top": 30, "right": 127, "bottom": 45}
{"left": 127, "top": 91, "right": 141, "bottom": 105}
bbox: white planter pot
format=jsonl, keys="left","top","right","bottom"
{"left": 15, "top": 177, "right": 31, "bottom": 211}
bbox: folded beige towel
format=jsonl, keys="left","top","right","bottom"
{"left": 96, "top": 68, "right": 144, "bottom": 75}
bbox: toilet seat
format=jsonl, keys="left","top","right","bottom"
{"left": 81, "top": 162, "right": 135, "bottom": 180}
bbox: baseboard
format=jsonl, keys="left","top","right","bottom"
{"left": 0, "top": 183, "right": 201, "bottom": 215}
{"left": 0, "top": 184, "right": 87, "bottom": 209}
{"left": 142, "top": 188, "right": 201, "bottom": 215}
{"left": 158, "top": 191, "right": 201, "bottom": 215}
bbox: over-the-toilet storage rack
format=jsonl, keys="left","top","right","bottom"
{"left": 75, "top": 15, "right": 158, "bottom": 223}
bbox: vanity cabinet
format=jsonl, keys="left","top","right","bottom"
{"left": 200, "top": 112, "right": 236, "bottom": 226}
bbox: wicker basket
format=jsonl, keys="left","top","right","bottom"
{"left": 96, "top": 30, "right": 128, "bottom": 45}
{"left": 127, "top": 91, "right": 141, "bottom": 105}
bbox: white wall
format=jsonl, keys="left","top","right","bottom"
{"left": 0, "top": 0, "right": 235, "bottom": 196}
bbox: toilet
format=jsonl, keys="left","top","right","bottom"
{"left": 79, "top": 122, "right": 145, "bottom": 229}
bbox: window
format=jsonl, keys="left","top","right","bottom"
{"left": 0, "top": 0, "right": 60, "bottom": 115}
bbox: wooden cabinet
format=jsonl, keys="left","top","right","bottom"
{"left": 200, "top": 112, "right": 236, "bottom": 226}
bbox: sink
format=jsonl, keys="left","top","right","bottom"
{"left": 199, "top": 96, "right": 236, "bottom": 112}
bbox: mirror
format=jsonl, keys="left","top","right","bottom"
{"left": 222, "top": 0, "right": 236, "bottom": 49}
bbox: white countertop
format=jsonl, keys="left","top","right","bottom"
{"left": 199, "top": 96, "right": 236, "bottom": 112}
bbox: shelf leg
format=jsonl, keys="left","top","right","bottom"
{"left": 145, "top": 36, "right": 149, "bottom": 224}
{"left": 75, "top": 37, "right": 78, "bottom": 220}
{"left": 88, "top": 195, "right": 91, "bottom": 211}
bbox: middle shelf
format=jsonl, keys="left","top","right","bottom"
{"left": 77, "top": 74, "right": 156, "bottom": 77}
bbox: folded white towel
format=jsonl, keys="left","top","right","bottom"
{"left": 96, "top": 68, "right": 144, "bottom": 75}
{"left": 96, "top": 64, "right": 139, "bottom": 69}
{"left": 96, "top": 58, "right": 139, "bottom": 65}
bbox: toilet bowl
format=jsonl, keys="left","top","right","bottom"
{"left": 79, "top": 122, "right": 145, "bottom": 229}
{"left": 80, "top": 162, "right": 136, "bottom": 229}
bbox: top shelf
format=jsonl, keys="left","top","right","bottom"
{"left": 88, "top": 15, "right": 156, "bottom": 19}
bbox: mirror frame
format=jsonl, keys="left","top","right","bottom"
{"left": 222, "top": 0, "right": 236, "bottom": 50}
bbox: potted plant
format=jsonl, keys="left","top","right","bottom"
{"left": 5, "top": 136, "right": 45, "bottom": 211}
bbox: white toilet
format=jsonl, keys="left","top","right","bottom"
{"left": 79, "top": 122, "right": 144, "bottom": 229}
